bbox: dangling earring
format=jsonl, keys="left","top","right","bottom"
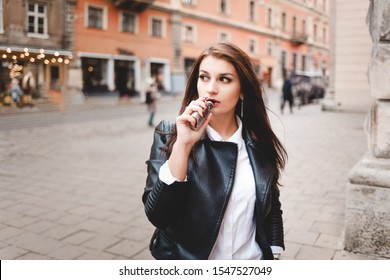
{"left": 240, "top": 96, "right": 244, "bottom": 118}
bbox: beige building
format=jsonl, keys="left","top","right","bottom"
{"left": 0, "top": 0, "right": 75, "bottom": 97}
{"left": 328, "top": 0, "right": 373, "bottom": 111}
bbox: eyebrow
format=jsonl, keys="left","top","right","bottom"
{"left": 199, "top": 70, "right": 234, "bottom": 76}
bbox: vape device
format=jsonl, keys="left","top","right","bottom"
{"left": 189, "top": 100, "right": 214, "bottom": 130}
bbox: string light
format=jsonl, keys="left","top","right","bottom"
{"left": 1, "top": 47, "right": 73, "bottom": 66}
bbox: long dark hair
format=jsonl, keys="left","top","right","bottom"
{"left": 165, "top": 42, "right": 287, "bottom": 186}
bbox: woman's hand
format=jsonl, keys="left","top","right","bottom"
{"left": 175, "top": 97, "right": 212, "bottom": 147}
{"left": 167, "top": 97, "right": 212, "bottom": 181}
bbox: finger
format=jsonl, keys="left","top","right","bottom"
{"left": 184, "top": 103, "right": 206, "bottom": 116}
{"left": 186, "top": 99, "right": 207, "bottom": 110}
{"left": 176, "top": 114, "right": 197, "bottom": 128}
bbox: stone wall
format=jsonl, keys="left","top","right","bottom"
{"left": 345, "top": 0, "right": 390, "bottom": 258}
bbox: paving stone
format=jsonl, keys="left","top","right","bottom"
{"left": 77, "top": 219, "right": 129, "bottom": 236}
{"left": 118, "top": 227, "right": 153, "bottom": 243}
{"left": 0, "top": 226, "right": 24, "bottom": 241}
{"left": 6, "top": 232, "right": 64, "bottom": 255}
{"left": 47, "top": 244, "right": 87, "bottom": 260}
{"left": 42, "top": 225, "right": 81, "bottom": 240}
{"left": 285, "top": 230, "right": 319, "bottom": 246}
{"left": 311, "top": 221, "right": 344, "bottom": 236}
{"left": 82, "top": 234, "right": 122, "bottom": 251}
{"left": 61, "top": 230, "right": 96, "bottom": 245}
{"left": 75, "top": 248, "right": 119, "bottom": 260}
{"left": 295, "top": 245, "right": 336, "bottom": 260}
{"left": 130, "top": 247, "right": 155, "bottom": 260}
{"left": 105, "top": 239, "right": 147, "bottom": 259}
{"left": 315, "top": 233, "right": 343, "bottom": 250}
{"left": 17, "top": 252, "right": 51, "bottom": 260}
{"left": 0, "top": 245, "right": 29, "bottom": 259}
{"left": 24, "top": 220, "right": 58, "bottom": 234}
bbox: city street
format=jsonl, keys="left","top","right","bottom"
{"left": 0, "top": 89, "right": 377, "bottom": 260}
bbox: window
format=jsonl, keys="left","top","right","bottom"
{"left": 183, "top": 23, "right": 196, "bottom": 42}
{"left": 248, "top": 38, "right": 257, "bottom": 54}
{"left": 249, "top": 0, "right": 255, "bottom": 22}
{"left": 27, "top": 2, "right": 48, "bottom": 37}
{"left": 150, "top": 17, "right": 165, "bottom": 38}
{"left": 322, "top": 27, "right": 326, "bottom": 43}
{"left": 302, "top": 19, "right": 306, "bottom": 34}
{"left": 301, "top": 55, "right": 306, "bottom": 71}
{"left": 121, "top": 12, "right": 137, "bottom": 33}
{"left": 281, "top": 50, "right": 287, "bottom": 70}
{"left": 267, "top": 41, "right": 273, "bottom": 56}
{"left": 182, "top": 0, "right": 196, "bottom": 5}
{"left": 0, "top": 0, "right": 4, "bottom": 33}
{"left": 219, "top": 31, "right": 230, "bottom": 42}
{"left": 313, "top": 24, "right": 318, "bottom": 41}
{"left": 267, "top": 8, "right": 272, "bottom": 27}
{"left": 281, "top": 12, "right": 287, "bottom": 31}
{"left": 292, "top": 16, "right": 297, "bottom": 34}
{"left": 292, "top": 53, "right": 297, "bottom": 72}
{"left": 220, "top": 0, "right": 229, "bottom": 14}
{"left": 88, "top": 6, "right": 104, "bottom": 29}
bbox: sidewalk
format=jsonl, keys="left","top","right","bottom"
{"left": 0, "top": 89, "right": 380, "bottom": 260}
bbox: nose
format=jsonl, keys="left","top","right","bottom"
{"left": 206, "top": 79, "right": 218, "bottom": 95}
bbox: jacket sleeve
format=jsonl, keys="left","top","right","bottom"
{"left": 142, "top": 120, "right": 188, "bottom": 229}
{"left": 265, "top": 177, "right": 285, "bottom": 250}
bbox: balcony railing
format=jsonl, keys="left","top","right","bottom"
{"left": 111, "top": 0, "right": 155, "bottom": 11}
{"left": 290, "top": 32, "right": 308, "bottom": 45}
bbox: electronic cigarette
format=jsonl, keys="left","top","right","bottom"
{"left": 189, "top": 100, "right": 214, "bottom": 130}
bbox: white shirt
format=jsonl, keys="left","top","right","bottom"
{"left": 159, "top": 118, "right": 282, "bottom": 259}
{"left": 206, "top": 118, "right": 261, "bottom": 259}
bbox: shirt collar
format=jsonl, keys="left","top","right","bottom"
{"left": 206, "top": 117, "right": 244, "bottom": 150}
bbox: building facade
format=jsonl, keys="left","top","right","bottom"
{"left": 326, "top": 0, "right": 372, "bottom": 112}
{"left": 0, "top": 0, "right": 75, "bottom": 98}
{"left": 73, "top": 0, "right": 330, "bottom": 98}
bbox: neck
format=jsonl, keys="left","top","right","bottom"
{"left": 209, "top": 114, "right": 238, "bottom": 140}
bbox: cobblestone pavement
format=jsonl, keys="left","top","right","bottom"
{"left": 0, "top": 89, "right": 378, "bottom": 260}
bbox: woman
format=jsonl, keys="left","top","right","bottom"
{"left": 143, "top": 42, "right": 287, "bottom": 260}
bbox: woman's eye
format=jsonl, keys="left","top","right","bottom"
{"left": 220, "top": 77, "right": 231, "bottom": 83}
{"left": 199, "top": 75, "right": 209, "bottom": 81}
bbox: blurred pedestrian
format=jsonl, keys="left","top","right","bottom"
{"left": 21, "top": 71, "right": 36, "bottom": 106}
{"left": 9, "top": 78, "right": 23, "bottom": 107}
{"left": 143, "top": 42, "right": 287, "bottom": 260}
{"left": 22, "top": 71, "right": 36, "bottom": 96}
{"left": 145, "top": 79, "right": 158, "bottom": 127}
{"left": 281, "top": 77, "right": 294, "bottom": 114}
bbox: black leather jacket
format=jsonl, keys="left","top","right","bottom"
{"left": 143, "top": 120, "right": 284, "bottom": 260}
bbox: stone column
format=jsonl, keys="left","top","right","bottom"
{"left": 345, "top": 0, "right": 390, "bottom": 258}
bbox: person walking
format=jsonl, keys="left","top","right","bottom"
{"left": 9, "top": 78, "right": 23, "bottom": 107}
{"left": 142, "top": 42, "right": 287, "bottom": 260}
{"left": 281, "top": 77, "right": 294, "bottom": 114}
{"left": 145, "top": 80, "right": 158, "bottom": 127}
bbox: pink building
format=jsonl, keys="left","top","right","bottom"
{"left": 73, "top": 0, "right": 330, "bottom": 97}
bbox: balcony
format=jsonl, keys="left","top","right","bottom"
{"left": 111, "top": 0, "right": 155, "bottom": 12}
{"left": 290, "top": 32, "right": 308, "bottom": 46}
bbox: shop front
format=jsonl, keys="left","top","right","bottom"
{"left": 0, "top": 46, "right": 72, "bottom": 107}
{"left": 79, "top": 52, "right": 141, "bottom": 97}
